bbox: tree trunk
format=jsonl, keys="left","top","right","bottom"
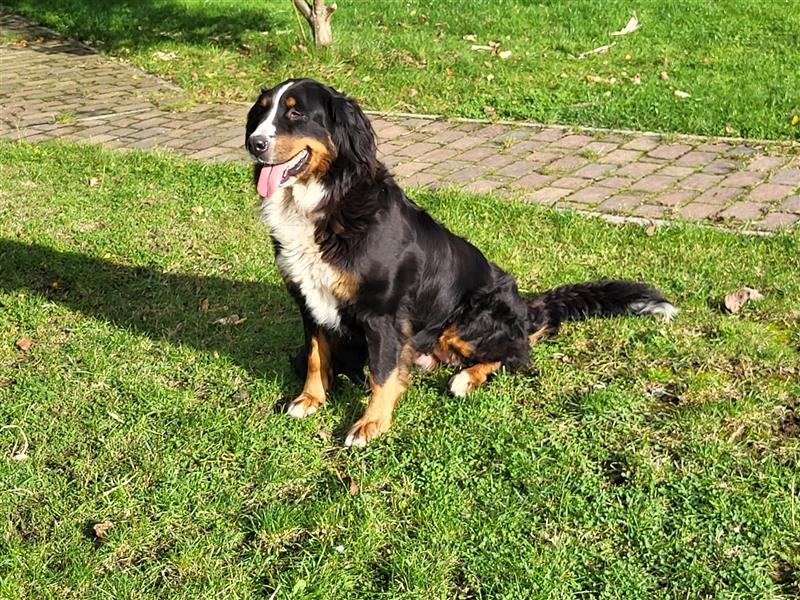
{"left": 292, "top": 0, "right": 337, "bottom": 47}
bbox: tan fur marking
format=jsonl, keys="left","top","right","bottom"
{"left": 295, "top": 332, "right": 332, "bottom": 410}
{"left": 273, "top": 135, "right": 334, "bottom": 180}
{"left": 346, "top": 344, "right": 413, "bottom": 445}
{"left": 528, "top": 325, "right": 551, "bottom": 344}
{"left": 438, "top": 325, "right": 473, "bottom": 358}
{"left": 259, "top": 97, "right": 269, "bottom": 108}
{"left": 330, "top": 270, "right": 360, "bottom": 301}
{"left": 465, "top": 361, "right": 502, "bottom": 389}
{"left": 285, "top": 96, "right": 296, "bottom": 107}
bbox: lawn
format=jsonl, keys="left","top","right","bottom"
{"left": 2, "top": 0, "right": 799, "bottom": 140}
{"left": 1, "top": 139, "right": 799, "bottom": 598}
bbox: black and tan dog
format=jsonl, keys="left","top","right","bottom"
{"left": 245, "top": 78, "right": 676, "bottom": 447}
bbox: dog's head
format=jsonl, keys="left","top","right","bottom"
{"left": 245, "top": 78, "right": 378, "bottom": 201}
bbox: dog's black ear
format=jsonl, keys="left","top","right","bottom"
{"left": 328, "top": 92, "right": 378, "bottom": 176}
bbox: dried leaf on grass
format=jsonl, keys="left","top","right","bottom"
{"left": 610, "top": 15, "right": 639, "bottom": 36}
{"left": 214, "top": 314, "right": 247, "bottom": 325}
{"left": 578, "top": 43, "right": 615, "bottom": 59}
{"left": 674, "top": 89, "right": 691, "bottom": 98}
{"left": 724, "top": 287, "right": 763, "bottom": 313}
{"left": 93, "top": 520, "right": 114, "bottom": 541}
{"left": 15, "top": 337, "right": 32, "bottom": 352}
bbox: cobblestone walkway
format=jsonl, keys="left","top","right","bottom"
{"left": 2, "top": 12, "right": 799, "bottom": 231}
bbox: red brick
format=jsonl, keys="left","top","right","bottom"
{"left": 674, "top": 151, "right": 717, "bottom": 167}
{"left": 679, "top": 203, "right": 721, "bottom": 220}
{"left": 596, "top": 176, "right": 634, "bottom": 189}
{"left": 615, "top": 161, "right": 660, "bottom": 178}
{"left": 482, "top": 154, "right": 517, "bottom": 169}
{"left": 747, "top": 183, "right": 795, "bottom": 203}
{"left": 720, "top": 171, "right": 766, "bottom": 187}
{"left": 497, "top": 161, "right": 538, "bottom": 177}
{"left": 457, "top": 146, "right": 496, "bottom": 161}
{"left": 463, "top": 179, "right": 506, "bottom": 194}
{"left": 632, "top": 204, "right": 668, "bottom": 218}
{"left": 525, "top": 187, "right": 572, "bottom": 204}
{"left": 747, "top": 156, "right": 788, "bottom": 172}
{"left": 602, "top": 149, "right": 642, "bottom": 165}
{"left": 678, "top": 173, "right": 723, "bottom": 191}
{"left": 695, "top": 186, "right": 744, "bottom": 205}
{"left": 703, "top": 159, "right": 740, "bottom": 175}
{"left": 419, "top": 147, "right": 460, "bottom": 162}
{"left": 393, "top": 161, "right": 431, "bottom": 177}
{"left": 718, "top": 202, "right": 765, "bottom": 221}
{"left": 621, "top": 137, "right": 660, "bottom": 151}
{"left": 527, "top": 150, "right": 562, "bottom": 164}
{"left": 583, "top": 141, "right": 618, "bottom": 154}
{"left": 770, "top": 168, "right": 800, "bottom": 186}
{"left": 755, "top": 212, "right": 800, "bottom": 230}
{"left": 551, "top": 176, "right": 590, "bottom": 190}
{"left": 647, "top": 143, "right": 692, "bottom": 160}
{"left": 781, "top": 195, "right": 800, "bottom": 213}
{"left": 566, "top": 186, "right": 614, "bottom": 204}
{"left": 546, "top": 155, "right": 589, "bottom": 173}
{"left": 659, "top": 165, "right": 695, "bottom": 177}
{"left": 652, "top": 189, "right": 695, "bottom": 206}
{"left": 395, "top": 142, "right": 439, "bottom": 156}
{"left": 449, "top": 165, "right": 490, "bottom": 182}
{"left": 553, "top": 134, "right": 595, "bottom": 148}
{"left": 596, "top": 194, "right": 644, "bottom": 212}
{"left": 427, "top": 130, "right": 466, "bottom": 144}
{"left": 572, "top": 163, "right": 616, "bottom": 179}
{"left": 631, "top": 175, "right": 679, "bottom": 192}
{"left": 511, "top": 173, "right": 554, "bottom": 189}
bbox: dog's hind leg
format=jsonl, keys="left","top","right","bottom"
{"left": 448, "top": 361, "right": 502, "bottom": 398}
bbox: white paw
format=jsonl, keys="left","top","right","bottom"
{"left": 286, "top": 395, "right": 319, "bottom": 418}
{"left": 344, "top": 432, "right": 367, "bottom": 448}
{"left": 448, "top": 371, "right": 472, "bottom": 398}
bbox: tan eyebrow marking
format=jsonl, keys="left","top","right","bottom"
{"left": 286, "top": 96, "right": 296, "bottom": 107}
{"left": 259, "top": 97, "right": 269, "bottom": 108}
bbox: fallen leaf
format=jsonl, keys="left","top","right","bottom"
{"left": 674, "top": 89, "right": 691, "bottom": 98}
{"left": 725, "top": 123, "right": 738, "bottom": 134}
{"left": 191, "top": 205, "right": 204, "bottom": 215}
{"left": 659, "top": 71, "right": 669, "bottom": 80}
{"left": 15, "top": 337, "right": 32, "bottom": 352}
{"left": 462, "top": 34, "right": 477, "bottom": 42}
{"left": 106, "top": 410, "right": 124, "bottom": 424}
{"left": 88, "top": 176, "right": 101, "bottom": 187}
{"left": 610, "top": 15, "right": 639, "bottom": 36}
{"left": 498, "top": 50, "right": 512, "bottom": 59}
{"left": 578, "top": 43, "right": 615, "bottom": 59}
{"left": 586, "top": 74, "right": 610, "bottom": 84}
{"left": 724, "top": 287, "right": 763, "bottom": 313}
{"left": 409, "top": 88, "right": 418, "bottom": 97}
{"left": 483, "top": 60, "right": 493, "bottom": 68}
{"left": 349, "top": 479, "right": 359, "bottom": 495}
{"left": 151, "top": 50, "right": 177, "bottom": 61}
{"left": 624, "top": 53, "right": 632, "bottom": 60}
{"left": 214, "top": 314, "right": 247, "bottom": 325}
{"left": 631, "top": 74, "right": 642, "bottom": 85}
{"left": 645, "top": 222, "right": 657, "bottom": 236}
{"left": 471, "top": 44, "right": 494, "bottom": 52}
{"left": 792, "top": 115, "right": 799, "bottom": 126}
{"left": 483, "top": 105, "right": 496, "bottom": 114}
{"left": 93, "top": 520, "right": 114, "bottom": 541}
{"left": 486, "top": 74, "right": 495, "bottom": 82}
{"left": 200, "top": 298, "right": 209, "bottom": 312}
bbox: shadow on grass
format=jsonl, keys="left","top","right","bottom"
{"left": 1, "top": 0, "right": 286, "bottom": 54}
{"left": 0, "top": 238, "right": 299, "bottom": 382}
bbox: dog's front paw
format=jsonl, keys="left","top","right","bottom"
{"left": 344, "top": 416, "right": 390, "bottom": 447}
{"left": 286, "top": 392, "right": 323, "bottom": 418}
{"left": 448, "top": 370, "right": 473, "bottom": 398}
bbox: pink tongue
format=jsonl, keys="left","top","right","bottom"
{"left": 257, "top": 164, "right": 285, "bottom": 198}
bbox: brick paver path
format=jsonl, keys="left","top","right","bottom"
{"left": 2, "top": 12, "right": 799, "bottom": 232}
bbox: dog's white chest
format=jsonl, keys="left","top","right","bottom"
{"left": 261, "top": 189, "right": 342, "bottom": 329}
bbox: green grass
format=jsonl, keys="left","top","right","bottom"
{"left": 2, "top": 0, "right": 800, "bottom": 140}
{"left": 1, "top": 139, "right": 800, "bottom": 598}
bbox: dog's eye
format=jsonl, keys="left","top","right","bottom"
{"left": 287, "top": 108, "right": 303, "bottom": 121}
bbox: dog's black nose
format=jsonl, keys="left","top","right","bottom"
{"left": 248, "top": 135, "right": 269, "bottom": 155}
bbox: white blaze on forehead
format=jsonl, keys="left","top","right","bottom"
{"left": 252, "top": 81, "right": 293, "bottom": 139}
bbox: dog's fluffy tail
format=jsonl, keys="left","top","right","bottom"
{"left": 527, "top": 279, "right": 676, "bottom": 338}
